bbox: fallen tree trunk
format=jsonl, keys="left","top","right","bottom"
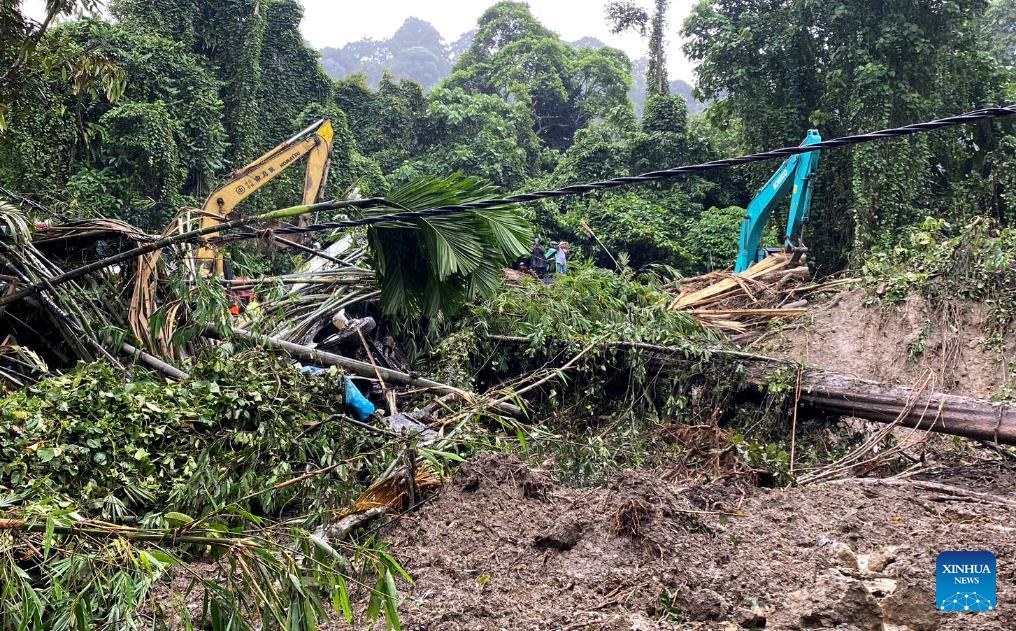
{"left": 206, "top": 326, "right": 524, "bottom": 417}
{"left": 745, "top": 367, "right": 1015, "bottom": 445}
{"left": 485, "top": 335, "right": 1015, "bottom": 445}
{"left": 618, "top": 340, "right": 1014, "bottom": 444}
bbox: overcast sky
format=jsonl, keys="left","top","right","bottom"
{"left": 299, "top": 0, "right": 699, "bottom": 82}
{"left": 23, "top": 0, "right": 699, "bottom": 82}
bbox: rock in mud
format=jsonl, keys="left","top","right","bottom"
{"left": 861, "top": 545, "right": 900, "bottom": 573}
{"left": 770, "top": 570, "right": 883, "bottom": 631}
{"left": 519, "top": 466, "right": 553, "bottom": 500}
{"left": 685, "top": 588, "right": 730, "bottom": 621}
{"left": 733, "top": 605, "right": 767, "bottom": 628}
{"left": 820, "top": 539, "right": 859, "bottom": 571}
{"left": 879, "top": 577, "right": 939, "bottom": 631}
{"left": 533, "top": 517, "right": 583, "bottom": 551}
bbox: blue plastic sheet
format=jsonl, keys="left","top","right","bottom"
{"left": 343, "top": 376, "right": 376, "bottom": 421}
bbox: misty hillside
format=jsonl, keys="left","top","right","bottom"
{"left": 319, "top": 17, "right": 455, "bottom": 90}
{"left": 319, "top": 17, "right": 705, "bottom": 113}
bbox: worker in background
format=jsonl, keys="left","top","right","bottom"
{"left": 226, "top": 276, "right": 253, "bottom": 316}
{"left": 531, "top": 239, "right": 547, "bottom": 277}
{"left": 555, "top": 241, "right": 569, "bottom": 275}
{"left": 545, "top": 241, "right": 559, "bottom": 275}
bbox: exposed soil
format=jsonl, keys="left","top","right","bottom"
{"left": 378, "top": 452, "right": 1015, "bottom": 630}
{"left": 368, "top": 290, "right": 1016, "bottom": 630}
{"left": 759, "top": 289, "right": 1014, "bottom": 399}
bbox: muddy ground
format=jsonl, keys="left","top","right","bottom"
{"left": 360, "top": 293, "right": 1015, "bottom": 631}
{"left": 373, "top": 452, "right": 1014, "bottom": 631}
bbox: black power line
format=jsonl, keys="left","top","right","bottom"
{"left": 216, "top": 103, "right": 1016, "bottom": 244}
{"left": 1, "top": 103, "right": 1014, "bottom": 309}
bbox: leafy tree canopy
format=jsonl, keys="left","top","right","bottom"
{"left": 683, "top": 0, "right": 1015, "bottom": 268}
{"left": 444, "top": 1, "right": 632, "bottom": 150}
{"left": 0, "top": 18, "right": 227, "bottom": 227}
{"left": 984, "top": 0, "right": 1016, "bottom": 67}
{"left": 392, "top": 87, "right": 540, "bottom": 189}
{"left": 335, "top": 73, "right": 426, "bottom": 173}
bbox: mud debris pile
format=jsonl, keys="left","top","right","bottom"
{"left": 381, "top": 454, "right": 1014, "bottom": 630}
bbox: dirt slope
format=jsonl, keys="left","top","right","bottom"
{"left": 369, "top": 453, "right": 1014, "bottom": 631}
{"left": 759, "top": 289, "right": 1013, "bottom": 399}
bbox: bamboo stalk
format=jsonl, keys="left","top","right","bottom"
{"left": 119, "top": 341, "right": 189, "bottom": 380}
{"left": 0, "top": 518, "right": 254, "bottom": 547}
{"left": 0, "top": 198, "right": 387, "bottom": 309}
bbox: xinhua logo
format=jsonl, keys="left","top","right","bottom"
{"left": 936, "top": 551, "right": 996, "bottom": 611}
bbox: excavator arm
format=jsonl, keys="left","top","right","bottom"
{"left": 195, "top": 118, "right": 334, "bottom": 276}
{"left": 734, "top": 129, "right": 821, "bottom": 273}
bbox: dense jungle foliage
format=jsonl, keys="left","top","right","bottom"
{"left": 4, "top": 0, "right": 1012, "bottom": 277}
{"left": 1, "top": 1, "right": 1015, "bottom": 628}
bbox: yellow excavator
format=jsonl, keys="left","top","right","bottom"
{"left": 194, "top": 118, "right": 334, "bottom": 277}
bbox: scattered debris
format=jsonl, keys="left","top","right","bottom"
{"left": 672, "top": 253, "right": 814, "bottom": 332}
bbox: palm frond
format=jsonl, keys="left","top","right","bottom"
{"left": 365, "top": 175, "right": 533, "bottom": 320}
{"left": 0, "top": 200, "right": 33, "bottom": 243}
{"left": 419, "top": 215, "right": 485, "bottom": 279}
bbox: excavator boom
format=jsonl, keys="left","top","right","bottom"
{"left": 195, "top": 119, "right": 334, "bottom": 276}
{"left": 734, "top": 129, "right": 821, "bottom": 273}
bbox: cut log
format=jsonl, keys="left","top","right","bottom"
{"left": 744, "top": 367, "right": 1016, "bottom": 445}
{"left": 687, "top": 308, "right": 808, "bottom": 318}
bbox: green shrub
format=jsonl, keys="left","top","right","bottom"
{"left": 0, "top": 351, "right": 387, "bottom": 520}
{"left": 862, "top": 216, "right": 1016, "bottom": 345}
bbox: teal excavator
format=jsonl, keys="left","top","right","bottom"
{"left": 734, "top": 130, "right": 822, "bottom": 273}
